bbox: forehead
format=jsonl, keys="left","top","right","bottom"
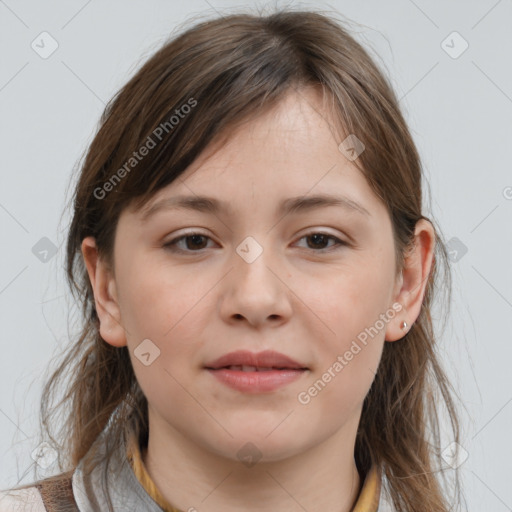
{"left": 133, "top": 87, "right": 386, "bottom": 223}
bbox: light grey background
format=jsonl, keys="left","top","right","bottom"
{"left": 1, "top": 0, "right": 511, "bottom": 510}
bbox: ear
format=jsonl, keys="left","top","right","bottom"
{"left": 81, "top": 236, "right": 127, "bottom": 347}
{"left": 385, "top": 219, "right": 435, "bottom": 342}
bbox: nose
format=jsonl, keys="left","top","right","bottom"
{"left": 219, "top": 240, "right": 293, "bottom": 328}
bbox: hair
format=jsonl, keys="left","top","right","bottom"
{"left": 8, "top": 5, "right": 467, "bottom": 512}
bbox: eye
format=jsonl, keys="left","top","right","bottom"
{"left": 163, "top": 233, "right": 215, "bottom": 253}
{"left": 295, "top": 232, "right": 348, "bottom": 252}
{"left": 163, "top": 231, "right": 347, "bottom": 254}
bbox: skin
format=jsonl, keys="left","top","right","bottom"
{"left": 82, "top": 86, "right": 435, "bottom": 512}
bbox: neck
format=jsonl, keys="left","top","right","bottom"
{"left": 141, "top": 415, "right": 363, "bottom": 512}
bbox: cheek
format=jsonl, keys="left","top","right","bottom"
{"left": 302, "top": 248, "right": 394, "bottom": 397}
{"left": 315, "top": 253, "right": 395, "bottom": 343}
{"left": 118, "top": 256, "right": 207, "bottom": 341}
{"left": 121, "top": 262, "right": 210, "bottom": 417}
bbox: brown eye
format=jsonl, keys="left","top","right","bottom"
{"left": 163, "top": 233, "right": 213, "bottom": 253}
{"left": 296, "top": 232, "right": 347, "bottom": 252}
{"left": 163, "top": 231, "right": 347, "bottom": 255}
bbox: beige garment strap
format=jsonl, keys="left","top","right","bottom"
{"left": 35, "top": 470, "right": 79, "bottom": 512}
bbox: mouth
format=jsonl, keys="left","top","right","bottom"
{"left": 204, "top": 349, "right": 308, "bottom": 371}
{"left": 204, "top": 350, "right": 308, "bottom": 393}
{"left": 209, "top": 365, "right": 305, "bottom": 371}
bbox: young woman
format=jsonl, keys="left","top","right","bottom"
{"left": 0, "top": 7, "right": 465, "bottom": 512}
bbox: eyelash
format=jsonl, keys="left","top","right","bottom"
{"left": 163, "top": 231, "right": 348, "bottom": 254}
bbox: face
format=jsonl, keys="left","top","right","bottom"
{"left": 90, "top": 87, "right": 406, "bottom": 463}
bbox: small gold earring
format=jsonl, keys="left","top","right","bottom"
{"left": 400, "top": 321, "right": 408, "bottom": 330}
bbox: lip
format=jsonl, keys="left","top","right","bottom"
{"left": 204, "top": 350, "right": 307, "bottom": 370}
{"left": 204, "top": 350, "right": 308, "bottom": 394}
{"left": 206, "top": 368, "right": 307, "bottom": 393}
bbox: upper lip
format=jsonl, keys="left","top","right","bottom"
{"left": 205, "top": 350, "right": 307, "bottom": 370}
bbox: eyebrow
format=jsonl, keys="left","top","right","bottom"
{"left": 140, "top": 193, "right": 371, "bottom": 222}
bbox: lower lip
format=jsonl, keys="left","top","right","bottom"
{"left": 205, "top": 368, "right": 306, "bottom": 393}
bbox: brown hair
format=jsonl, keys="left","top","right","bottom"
{"left": 10, "top": 6, "right": 466, "bottom": 511}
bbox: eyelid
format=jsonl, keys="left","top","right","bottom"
{"left": 162, "top": 229, "right": 214, "bottom": 245}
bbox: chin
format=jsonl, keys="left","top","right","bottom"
{"left": 210, "top": 421, "right": 308, "bottom": 463}
{"left": 211, "top": 437, "right": 304, "bottom": 465}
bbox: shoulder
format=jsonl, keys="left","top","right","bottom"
{"left": 0, "top": 486, "right": 46, "bottom": 512}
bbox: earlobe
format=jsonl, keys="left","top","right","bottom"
{"left": 81, "top": 236, "right": 127, "bottom": 347}
{"left": 385, "top": 219, "right": 435, "bottom": 342}
{"left": 385, "top": 307, "right": 410, "bottom": 342}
